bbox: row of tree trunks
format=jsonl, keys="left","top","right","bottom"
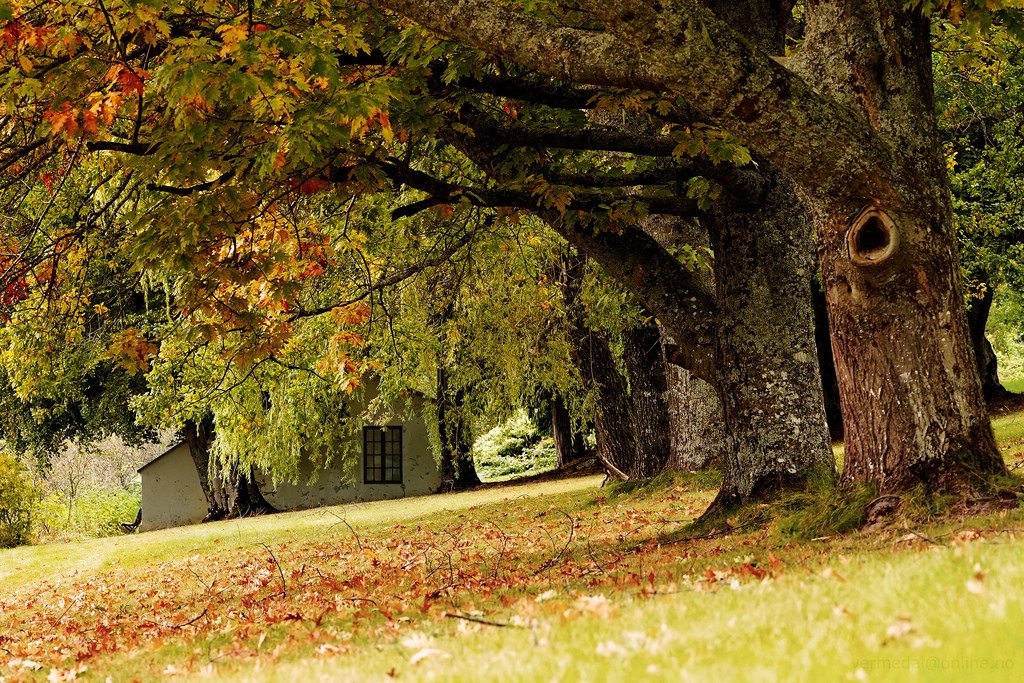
{"left": 638, "top": 217, "right": 727, "bottom": 473}
{"left": 380, "top": 0, "right": 1010, "bottom": 507}
{"left": 183, "top": 416, "right": 277, "bottom": 521}
{"left": 557, "top": 252, "right": 671, "bottom": 479}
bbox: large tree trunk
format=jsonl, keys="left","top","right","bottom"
{"left": 967, "top": 286, "right": 1010, "bottom": 402}
{"left": 697, "top": 0, "right": 834, "bottom": 506}
{"left": 436, "top": 367, "right": 480, "bottom": 491}
{"left": 663, "top": 363, "right": 724, "bottom": 472}
{"left": 705, "top": 169, "right": 835, "bottom": 505}
{"left": 621, "top": 321, "right": 673, "bottom": 477}
{"left": 183, "top": 416, "right": 276, "bottom": 520}
{"left": 796, "top": 2, "right": 1005, "bottom": 493}
{"left": 581, "top": 326, "right": 640, "bottom": 479}
{"left": 550, "top": 395, "right": 586, "bottom": 467}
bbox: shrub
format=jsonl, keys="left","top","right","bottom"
{"left": 474, "top": 412, "right": 556, "bottom": 481}
{"left": 33, "top": 486, "right": 141, "bottom": 542}
{"left": 0, "top": 452, "right": 39, "bottom": 548}
{"left": 74, "top": 486, "right": 142, "bottom": 537}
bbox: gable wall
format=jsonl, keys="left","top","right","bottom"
{"left": 138, "top": 443, "right": 208, "bottom": 532}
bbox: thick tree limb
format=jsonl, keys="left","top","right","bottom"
{"left": 87, "top": 140, "right": 160, "bottom": 155}
{"left": 448, "top": 105, "right": 767, "bottom": 200}
{"left": 374, "top": 0, "right": 903, "bottom": 205}
{"left": 147, "top": 170, "right": 235, "bottom": 196}
{"left": 375, "top": 0, "right": 669, "bottom": 88}
{"left": 461, "top": 112, "right": 679, "bottom": 157}
{"left": 375, "top": 160, "right": 700, "bottom": 218}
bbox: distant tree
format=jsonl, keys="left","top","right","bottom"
{"left": 936, "top": 17, "right": 1024, "bottom": 399}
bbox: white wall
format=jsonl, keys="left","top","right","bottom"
{"left": 138, "top": 443, "right": 208, "bottom": 532}
{"left": 258, "top": 391, "right": 440, "bottom": 509}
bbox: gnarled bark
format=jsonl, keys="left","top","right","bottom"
{"left": 794, "top": 3, "right": 1004, "bottom": 492}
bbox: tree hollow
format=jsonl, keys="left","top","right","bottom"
{"left": 847, "top": 208, "right": 898, "bottom": 267}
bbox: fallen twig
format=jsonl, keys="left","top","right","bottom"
{"left": 443, "top": 612, "right": 525, "bottom": 629}
{"left": 142, "top": 606, "right": 210, "bottom": 630}
{"left": 903, "top": 528, "right": 943, "bottom": 546}
{"left": 259, "top": 543, "right": 287, "bottom": 598}
{"left": 536, "top": 509, "right": 576, "bottom": 574}
{"left": 327, "top": 512, "right": 364, "bottom": 551}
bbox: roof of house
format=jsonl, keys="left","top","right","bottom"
{"left": 137, "top": 441, "right": 187, "bottom": 474}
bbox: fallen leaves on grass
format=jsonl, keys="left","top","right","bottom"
{"left": 0, "top": 497, "right": 730, "bottom": 678}
{"left": 1, "top": 487, "right": 1015, "bottom": 680}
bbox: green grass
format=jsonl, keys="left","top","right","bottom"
{"left": 1002, "top": 377, "right": 1024, "bottom": 395}
{"left": 0, "top": 476, "right": 599, "bottom": 593}
{"left": 227, "top": 539, "right": 1024, "bottom": 683}
{"left": 5, "top": 413, "right": 1024, "bottom": 682}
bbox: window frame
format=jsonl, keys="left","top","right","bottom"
{"left": 362, "top": 425, "right": 403, "bottom": 484}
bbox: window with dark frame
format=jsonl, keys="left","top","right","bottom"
{"left": 363, "top": 425, "right": 403, "bottom": 484}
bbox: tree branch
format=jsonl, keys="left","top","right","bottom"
{"left": 146, "top": 170, "right": 235, "bottom": 196}
{"left": 374, "top": 0, "right": 902, "bottom": 205}
{"left": 287, "top": 218, "right": 488, "bottom": 322}
{"left": 87, "top": 140, "right": 160, "bottom": 155}
{"left": 376, "top": 159, "right": 700, "bottom": 218}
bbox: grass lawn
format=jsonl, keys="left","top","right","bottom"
{"left": 2, "top": 415, "right": 1024, "bottom": 682}
{"left": 1001, "top": 377, "right": 1024, "bottom": 395}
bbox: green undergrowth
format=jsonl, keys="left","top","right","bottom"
{"left": 607, "top": 469, "right": 724, "bottom": 501}
{"left": 473, "top": 412, "right": 558, "bottom": 482}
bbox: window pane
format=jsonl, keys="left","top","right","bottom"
{"left": 365, "top": 426, "right": 401, "bottom": 483}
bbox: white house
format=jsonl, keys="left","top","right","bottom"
{"left": 137, "top": 386, "right": 440, "bottom": 532}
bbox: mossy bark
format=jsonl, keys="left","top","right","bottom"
{"left": 794, "top": 2, "right": 1004, "bottom": 492}
{"left": 705, "top": 169, "right": 835, "bottom": 505}
{"left": 664, "top": 364, "right": 724, "bottom": 472}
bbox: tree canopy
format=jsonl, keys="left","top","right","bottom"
{"left": 0, "top": 0, "right": 1022, "bottom": 507}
